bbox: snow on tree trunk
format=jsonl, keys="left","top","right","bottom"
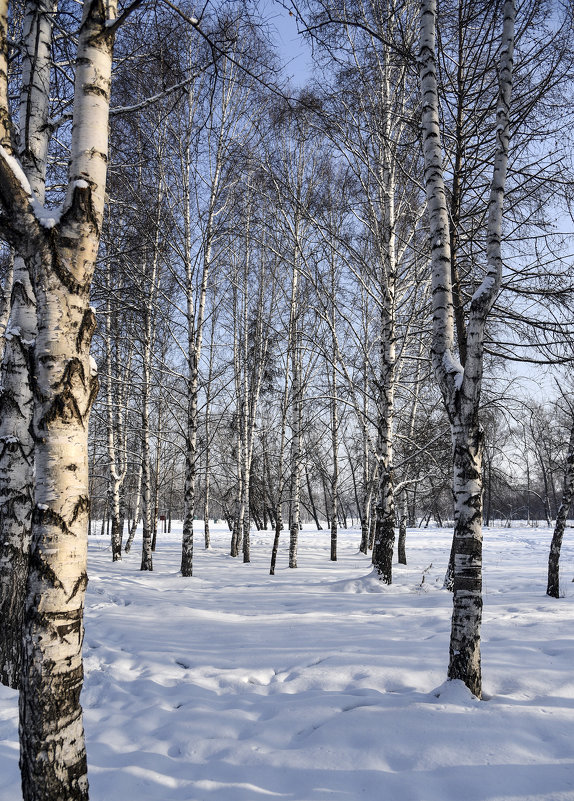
{"left": 547, "top": 421, "right": 574, "bottom": 598}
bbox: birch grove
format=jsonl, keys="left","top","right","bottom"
{"left": 2, "top": 0, "right": 574, "bottom": 794}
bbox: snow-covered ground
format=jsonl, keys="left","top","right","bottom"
{"left": 1, "top": 523, "right": 574, "bottom": 801}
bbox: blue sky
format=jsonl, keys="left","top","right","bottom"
{"left": 262, "top": 0, "right": 313, "bottom": 85}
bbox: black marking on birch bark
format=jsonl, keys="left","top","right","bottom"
{"left": 39, "top": 386, "right": 84, "bottom": 429}
{"left": 49, "top": 235, "right": 87, "bottom": 295}
{"left": 70, "top": 495, "right": 90, "bottom": 524}
{"left": 0, "top": 489, "right": 32, "bottom": 517}
{"left": 60, "top": 178, "right": 100, "bottom": 236}
{"left": 0, "top": 389, "right": 25, "bottom": 419}
{"left": 62, "top": 357, "right": 87, "bottom": 388}
{"left": 33, "top": 606, "right": 83, "bottom": 624}
{"left": 27, "top": 547, "right": 65, "bottom": 591}
{"left": 10, "top": 277, "right": 34, "bottom": 307}
{"left": 32, "top": 504, "right": 79, "bottom": 537}
{"left": 83, "top": 83, "right": 108, "bottom": 99}
{"left": 54, "top": 617, "right": 83, "bottom": 640}
{"left": 76, "top": 307, "right": 96, "bottom": 351}
{"left": 86, "top": 374, "right": 99, "bottom": 415}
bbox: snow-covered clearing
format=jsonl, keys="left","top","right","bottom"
{"left": 1, "top": 523, "right": 574, "bottom": 801}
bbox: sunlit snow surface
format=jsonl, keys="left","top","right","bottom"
{"left": 1, "top": 524, "right": 574, "bottom": 800}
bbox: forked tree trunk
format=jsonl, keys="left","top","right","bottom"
{"left": 0, "top": 0, "right": 53, "bottom": 695}
{"left": 418, "top": 0, "right": 514, "bottom": 698}
{"left": 2, "top": 2, "right": 121, "bottom": 796}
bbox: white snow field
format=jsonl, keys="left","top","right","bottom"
{"left": 1, "top": 523, "right": 574, "bottom": 801}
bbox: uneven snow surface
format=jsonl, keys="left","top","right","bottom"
{"left": 1, "top": 524, "right": 574, "bottom": 800}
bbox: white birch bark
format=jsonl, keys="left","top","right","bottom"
{"left": 329, "top": 259, "right": 339, "bottom": 561}
{"left": 418, "top": 0, "right": 514, "bottom": 697}
{"left": 371, "top": 58, "right": 397, "bottom": 583}
{"left": 104, "top": 260, "right": 128, "bottom": 561}
{"left": 181, "top": 63, "right": 228, "bottom": 576}
{"left": 269, "top": 359, "right": 291, "bottom": 576}
{"left": 10, "top": 2, "right": 120, "bottom": 796}
{"left": 288, "top": 264, "right": 302, "bottom": 569}
{"left": 202, "top": 308, "right": 218, "bottom": 549}
{"left": 0, "top": 0, "right": 53, "bottom": 692}
{"left": 139, "top": 313, "right": 153, "bottom": 570}
{"left": 139, "top": 212, "right": 161, "bottom": 572}
{"left": 0, "top": 253, "right": 12, "bottom": 362}
{"left": 124, "top": 458, "right": 142, "bottom": 553}
{"left": 230, "top": 285, "right": 243, "bottom": 557}
{"left": 0, "top": 256, "right": 35, "bottom": 688}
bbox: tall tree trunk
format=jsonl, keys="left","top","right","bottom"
{"left": 289, "top": 329, "right": 302, "bottom": 569}
{"left": 372, "top": 58, "right": 397, "bottom": 584}
{"left": 104, "top": 260, "right": 125, "bottom": 562}
{"left": 418, "top": 0, "right": 514, "bottom": 698}
{"left": 140, "top": 306, "right": 154, "bottom": 571}
{"left": 0, "top": 0, "right": 53, "bottom": 694}
{"left": 14, "top": 2, "right": 120, "bottom": 795}
{"left": 0, "top": 256, "right": 35, "bottom": 689}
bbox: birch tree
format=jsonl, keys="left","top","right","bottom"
{"left": 418, "top": 0, "right": 515, "bottom": 697}
{"left": 0, "top": 0, "right": 53, "bottom": 692}
{"left": 0, "top": 0, "right": 151, "bottom": 795}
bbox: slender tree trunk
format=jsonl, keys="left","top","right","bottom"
{"left": 0, "top": 256, "right": 35, "bottom": 689}
{"left": 124, "top": 459, "right": 142, "bottom": 553}
{"left": 140, "top": 317, "right": 154, "bottom": 571}
{"left": 203, "top": 308, "right": 217, "bottom": 549}
{"left": 398, "top": 492, "right": 407, "bottom": 565}
{"left": 270, "top": 366, "right": 290, "bottom": 576}
{"left": 547, "top": 422, "right": 574, "bottom": 598}
{"left": 0, "top": 251, "right": 12, "bottom": 363}
{"left": 104, "top": 260, "right": 126, "bottom": 562}
{"left": 330, "top": 365, "right": 339, "bottom": 562}
{"left": 289, "top": 330, "right": 302, "bottom": 569}
{"left": 305, "top": 465, "right": 322, "bottom": 530}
